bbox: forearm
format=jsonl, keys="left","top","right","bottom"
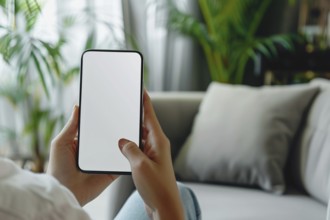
{"left": 151, "top": 192, "right": 185, "bottom": 220}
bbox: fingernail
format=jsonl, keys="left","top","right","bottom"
{"left": 118, "top": 138, "right": 129, "bottom": 149}
{"left": 70, "top": 105, "right": 78, "bottom": 119}
{"left": 72, "top": 105, "right": 78, "bottom": 114}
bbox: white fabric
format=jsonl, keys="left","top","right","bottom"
{"left": 294, "top": 78, "right": 330, "bottom": 204}
{"left": 0, "top": 157, "right": 91, "bottom": 220}
{"left": 328, "top": 200, "right": 330, "bottom": 220}
{"left": 185, "top": 182, "right": 327, "bottom": 220}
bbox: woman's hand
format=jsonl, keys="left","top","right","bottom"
{"left": 47, "top": 105, "right": 118, "bottom": 206}
{"left": 118, "top": 91, "right": 185, "bottom": 220}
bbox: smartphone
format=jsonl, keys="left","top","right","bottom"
{"left": 77, "top": 50, "right": 143, "bottom": 174}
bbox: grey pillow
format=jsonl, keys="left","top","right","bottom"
{"left": 174, "top": 82, "right": 319, "bottom": 194}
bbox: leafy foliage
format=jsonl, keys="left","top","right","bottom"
{"left": 0, "top": 0, "right": 66, "bottom": 97}
{"left": 0, "top": 0, "right": 66, "bottom": 169}
{"left": 23, "top": 98, "right": 62, "bottom": 153}
{"left": 0, "top": 0, "right": 129, "bottom": 170}
{"left": 167, "top": 0, "right": 296, "bottom": 84}
{"left": 17, "top": 0, "right": 42, "bottom": 31}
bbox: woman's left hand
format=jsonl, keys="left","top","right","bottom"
{"left": 47, "top": 105, "right": 118, "bottom": 206}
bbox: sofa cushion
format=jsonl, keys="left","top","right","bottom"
{"left": 185, "top": 182, "right": 327, "bottom": 220}
{"left": 174, "top": 82, "right": 318, "bottom": 194}
{"left": 295, "top": 78, "right": 330, "bottom": 204}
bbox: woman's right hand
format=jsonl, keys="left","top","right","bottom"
{"left": 118, "top": 91, "right": 184, "bottom": 220}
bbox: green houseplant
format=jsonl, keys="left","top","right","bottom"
{"left": 167, "top": 0, "right": 297, "bottom": 84}
{"left": 0, "top": 0, "right": 70, "bottom": 172}
{"left": 0, "top": 0, "right": 133, "bottom": 172}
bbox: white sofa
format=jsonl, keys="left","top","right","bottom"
{"left": 106, "top": 79, "right": 330, "bottom": 220}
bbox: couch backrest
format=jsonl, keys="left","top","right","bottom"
{"left": 293, "top": 78, "right": 330, "bottom": 204}
{"left": 151, "top": 92, "right": 204, "bottom": 158}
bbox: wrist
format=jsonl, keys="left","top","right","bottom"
{"left": 49, "top": 171, "right": 86, "bottom": 206}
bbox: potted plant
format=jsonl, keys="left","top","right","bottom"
{"left": 167, "top": 0, "right": 299, "bottom": 84}
{"left": 0, "top": 0, "right": 73, "bottom": 172}
{"left": 0, "top": 0, "right": 137, "bottom": 172}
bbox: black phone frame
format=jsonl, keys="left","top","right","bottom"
{"left": 77, "top": 49, "right": 144, "bottom": 174}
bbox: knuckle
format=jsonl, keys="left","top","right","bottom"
{"left": 134, "top": 157, "right": 149, "bottom": 171}
{"left": 123, "top": 142, "right": 137, "bottom": 153}
{"left": 164, "top": 137, "right": 170, "bottom": 146}
{"left": 50, "top": 138, "right": 58, "bottom": 147}
{"left": 162, "top": 136, "right": 171, "bottom": 150}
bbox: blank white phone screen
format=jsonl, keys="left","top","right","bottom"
{"left": 78, "top": 50, "right": 142, "bottom": 173}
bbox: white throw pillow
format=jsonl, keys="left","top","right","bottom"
{"left": 295, "top": 78, "right": 330, "bottom": 204}
{"left": 174, "top": 82, "right": 319, "bottom": 194}
{"left": 327, "top": 200, "right": 330, "bottom": 220}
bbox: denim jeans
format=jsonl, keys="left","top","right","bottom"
{"left": 115, "top": 182, "right": 201, "bottom": 220}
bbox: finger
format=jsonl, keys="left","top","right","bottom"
{"left": 58, "top": 105, "right": 79, "bottom": 140}
{"left": 118, "top": 138, "right": 148, "bottom": 166}
{"left": 73, "top": 138, "right": 78, "bottom": 147}
{"left": 142, "top": 125, "right": 148, "bottom": 140}
{"left": 143, "top": 90, "right": 162, "bottom": 134}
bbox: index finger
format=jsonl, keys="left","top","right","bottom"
{"left": 142, "top": 90, "right": 163, "bottom": 135}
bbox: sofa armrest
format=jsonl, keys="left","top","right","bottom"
{"left": 107, "top": 92, "right": 204, "bottom": 219}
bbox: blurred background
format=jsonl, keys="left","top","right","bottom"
{"left": 0, "top": 0, "right": 329, "bottom": 171}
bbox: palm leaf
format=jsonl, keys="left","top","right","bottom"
{"left": 43, "top": 116, "right": 59, "bottom": 150}
{"left": 0, "top": 82, "right": 27, "bottom": 107}
{"left": 168, "top": 7, "right": 211, "bottom": 46}
{"left": 39, "top": 39, "right": 64, "bottom": 78}
{"left": 17, "top": 0, "right": 42, "bottom": 31}
{"left": 32, "top": 45, "right": 55, "bottom": 85}
{"left": 0, "top": 0, "right": 6, "bottom": 7}
{"left": 235, "top": 51, "right": 251, "bottom": 83}
{"left": 213, "top": 0, "right": 248, "bottom": 27}
{"left": 246, "top": 0, "right": 271, "bottom": 37}
{"left": 62, "top": 15, "right": 76, "bottom": 28}
{"left": 0, "top": 33, "right": 12, "bottom": 62}
{"left": 31, "top": 51, "right": 50, "bottom": 98}
{"left": 167, "top": 0, "right": 298, "bottom": 84}
{"left": 62, "top": 66, "right": 79, "bottom": 84}
{"left": 84, "top": 31, "right": 96, "bottom": 50}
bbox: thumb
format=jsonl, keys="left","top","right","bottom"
{"left": 118, "top": 139, "right": 147, "bottom": 165}
{"left": 58, "top": 105, "right": 79, "bottom": 140}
